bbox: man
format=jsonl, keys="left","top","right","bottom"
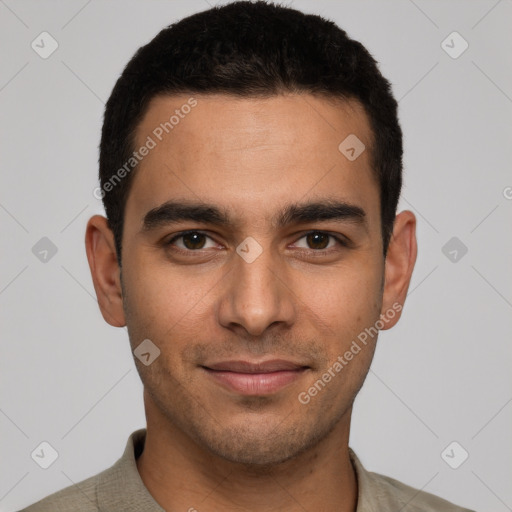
{"left": 21, "top": 1, "right": 475, "bottom": 510}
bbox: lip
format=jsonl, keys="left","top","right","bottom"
{"left": 204, "top": 359, "right": 307, "bottom": 373}
{"left": 202, "top": 359, "right": 309, "bottom": 395}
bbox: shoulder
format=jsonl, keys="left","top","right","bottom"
{"left": 368, "top": 470, "right": 476, "bottom": 512}
{"left": 349, "top": 449, "right": 476, "bottom": 512}
{"left": 17, "top": 471, "right": 102, "bottom": 512}
{"left": 18, "top": 428, "right": 152, "bottom": 512}
{"left": 20, "top": 429, "right": 149, "bottom": 512}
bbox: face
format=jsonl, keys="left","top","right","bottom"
{"left": 87, "top": 93, "right": 416, "bottom": 466}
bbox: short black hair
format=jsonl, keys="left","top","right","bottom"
{"left": 99, "top": 0, "right": 403, "bottom": 265}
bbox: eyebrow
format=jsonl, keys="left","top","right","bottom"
{"left": 141, "top": 199, "right": 367, "bottom": 232}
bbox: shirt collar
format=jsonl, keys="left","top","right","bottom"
{"left": 349, "top": 447, "right": 379, "bottom": 511}
{"left": 97, "top": 428, "right": 165, "bottom": 511}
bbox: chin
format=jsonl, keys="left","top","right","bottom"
{"left": 194, "top": 419, "right": 325, "bottom": 469}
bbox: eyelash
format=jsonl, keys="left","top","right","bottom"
{"left": 165, "top": 230, "right": 349, "bottom": 254}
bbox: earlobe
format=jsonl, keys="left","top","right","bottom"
{"left": 379, "top": 210, "right": 417, "bottom": 330}
{"left": 85, "top": 215, "right": 126, "bottom": 327}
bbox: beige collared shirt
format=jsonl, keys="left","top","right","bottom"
{"left": 21, "top": 428, "right": 475, "bottom": 511}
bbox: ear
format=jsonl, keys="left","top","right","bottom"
{"left": 85, "top": 215, "right": 126, "bottom": 327}
{"left": 379, "top": 210, "right": 417, "bottom": 330}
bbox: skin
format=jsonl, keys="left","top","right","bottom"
{"left": 85, "top": 93, "right": 417, "bottom": 511}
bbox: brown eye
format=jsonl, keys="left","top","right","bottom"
{"left": 167, "top": 231, "right": 216, "bottom": 251}
{"left": 292, "top": 231, "right": 348, "bottom": 253}
{"left": 305, "top": 232, "right": 330, "bottom": 250}
{"left": 181, "top": 232, "right": 206, "bottom": 250}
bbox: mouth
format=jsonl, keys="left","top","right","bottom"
{"left": 201, "top": 359, "right": 310, "bottom": 395}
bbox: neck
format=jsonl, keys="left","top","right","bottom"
{"left": 136, "top": 409, "right": 358, "bottom": 512}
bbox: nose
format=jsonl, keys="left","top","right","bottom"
{"left": 217, "top": 243, "right": 296, "bottom": 337}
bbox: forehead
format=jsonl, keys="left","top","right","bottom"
{"left": 126, "top": 93, "right": 379, "bottom": 230}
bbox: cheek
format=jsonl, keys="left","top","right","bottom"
{"left": 294, "top": 264, "right": 382, "bottom": 338}
{"left": 299, "top": 269, "right": 382, "bottom": 403}
{"left": 123, "top": 254, "right": 217, "bottom": 342}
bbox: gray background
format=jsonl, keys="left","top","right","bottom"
{"left": 1, "top": 0, "right": 511, "bottom": 510}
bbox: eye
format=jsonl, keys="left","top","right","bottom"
{"left": 166, "top": 231, "right": 219, "bottom": 251}
{"left": 292, "top": 231, "right": 347, "bottom": 251}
